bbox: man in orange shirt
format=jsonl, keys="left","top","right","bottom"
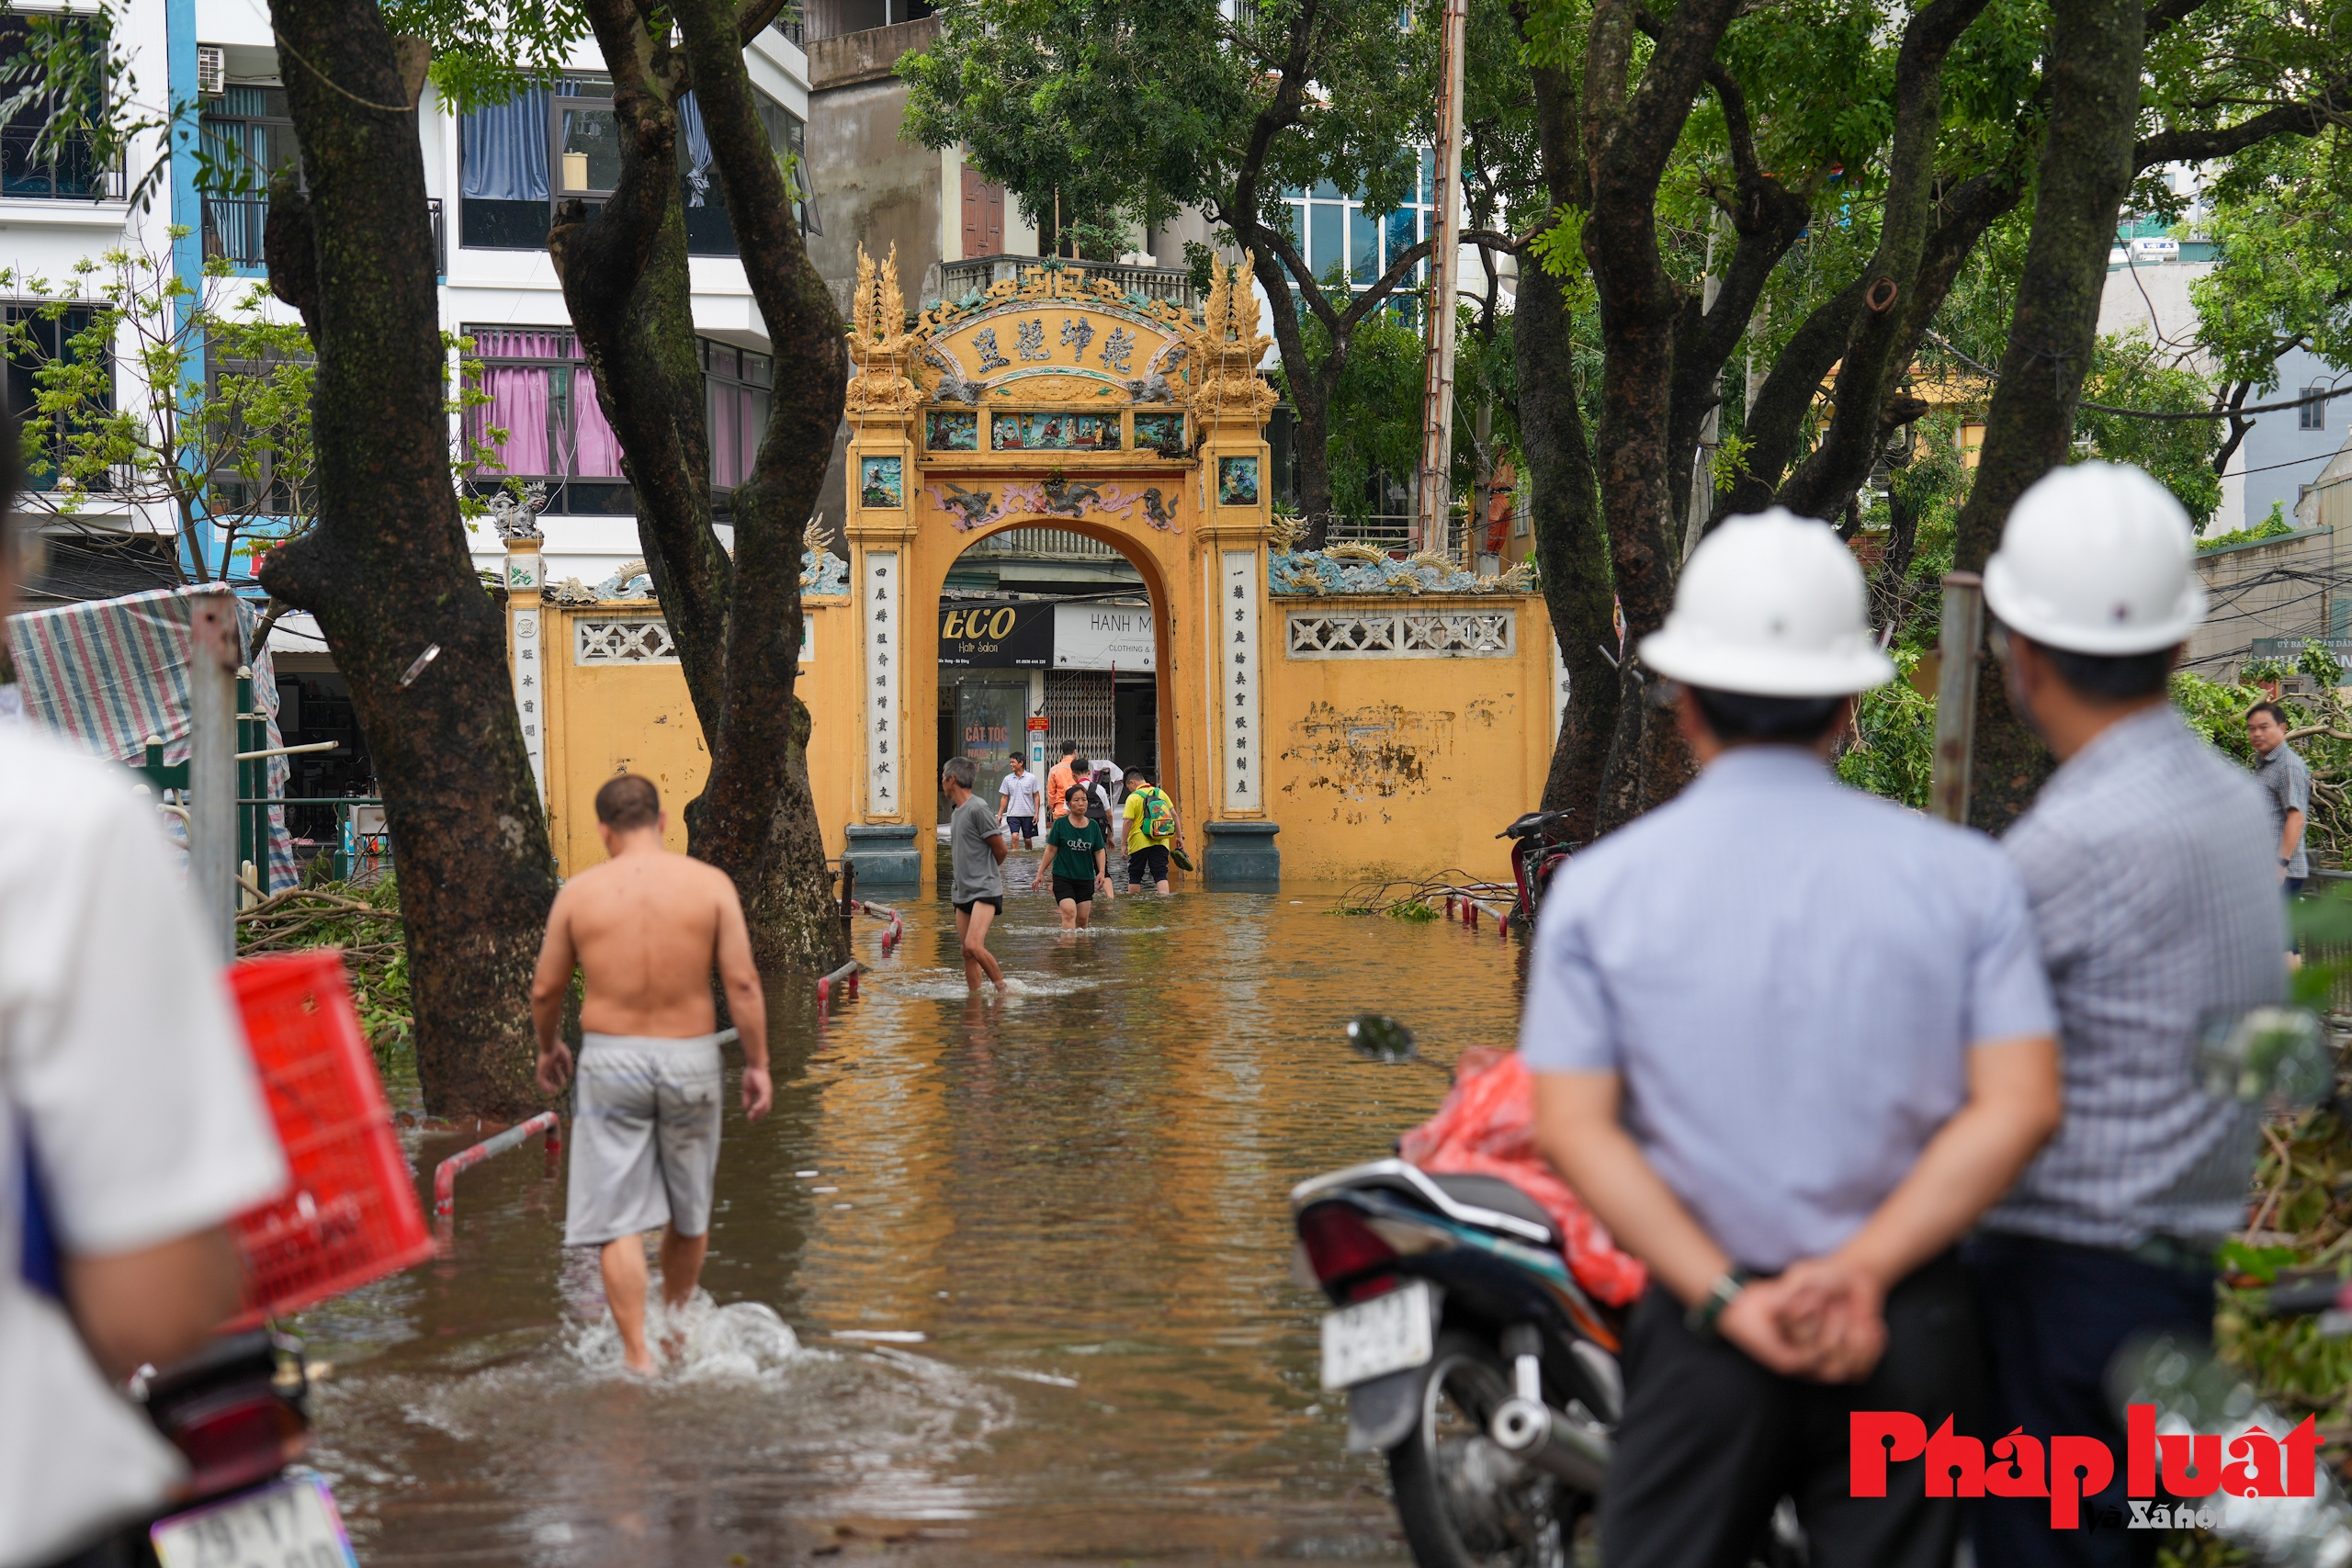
{"left": 1044, "top": 739, "right": 1084, "bottom": 825}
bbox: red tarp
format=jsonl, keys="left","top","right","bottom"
{"left": 1399, "top": 1045, "right": 1648, "bottom": 1306}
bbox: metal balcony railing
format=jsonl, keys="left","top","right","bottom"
{"left": 1325, "top": 513, "right": 1413, "bottom": 553}
{"left": 0, "top": 126, "right": 121, "bottom": 200}
{"left": 970, "top": 527, "right": 1126, "bottom": 558}
{"left": 769, "top": 8, "right": 806, "bottom": 43}
{"left": 206, "top": 195, "right": 445, "bottom": 274}
{"left": 936, "top": 254, "right": 1194, "bottom": 309}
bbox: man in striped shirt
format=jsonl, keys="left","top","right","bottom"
{"left": 1973, "top": 463, "right": 2284, "bottom": 1568}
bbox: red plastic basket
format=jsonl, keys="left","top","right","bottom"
{"left": 221, "top": 950, "right": 432, "bottom": 1329}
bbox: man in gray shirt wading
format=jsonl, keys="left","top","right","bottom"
{"left": 943, "top": 754, "right": 1020, "bottom": 994}
{"left": 1973, "top": 462, "right": 2283, "bottom": 1568}
{"left": 1525, "top": 511, "right": 2062, "bottom": 1568}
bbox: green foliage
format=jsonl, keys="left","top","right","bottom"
{"left": 384, "top": 0, "right": 588, "bottom": 107}
{"left": 4, "top": 243, "right": 314, "bottom": 584}
{"left": 902, "top": 0, "right": 1433, "bottom": 252}
{"left": 1453, "top": 301, "right": 1521, "bottom": 497}
{"left": 2197, "top": 506, "right": 2297, "bottom": 552}
{"left": 2073, "top": 331, "right": 2223, "bottom": 528}
{"left": 236, "top": 876, "right": 413, "bottom": 1068}
{"left": 1385, "top": 900, "right": 1441, "bottom": 922}
{"left": 1836, "top": 648, "right": 1935, "bottom": 807}
{"left": 2170, "top": 670, "right": 2264, "bottom": 763}
{"left": 1277, "top": 276, "right": 1423, "bottom": 522}
{"left": 2192, "top": 128, "right": 2352, "bottom": 391}
{"left": 1880, "top": 412, "right": 1974, "bottom": 654}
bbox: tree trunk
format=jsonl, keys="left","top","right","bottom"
{"left": 674, "top": 0, "right": 850, "bottom": 973}
{"left": 1953, "top": 0, "right": 2147, "bottom": 833}
{"left": 546, "top": 4, "right": 843, "bottom": 973}
{"left": 261, "top": 6, "right": 556, "bottom": 1119}
{"left": 1514, "top": 40, "right": 1614, "bottom": 837}
{"left": 1772, "top": 0, "right": 1990, "bottom": 523}
{"left": 1521, "top": 265, "right": 1616, "bottom": 835}
{"left": 548, "top": 7, "right": 733, "bottom": 818}
{"left": 1581, "top": 0, "right": 1743, "bottom": 827}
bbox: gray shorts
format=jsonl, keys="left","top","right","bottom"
{"left": 563, "top": 1032, "right": 726, "bottom": 1247}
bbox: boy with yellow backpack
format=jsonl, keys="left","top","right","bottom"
{"left": 1120, "top": 767, "right": 1188, "bottom": 894}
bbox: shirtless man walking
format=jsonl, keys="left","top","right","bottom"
{"left": 530, "top": 773, "right": 771, "bottom": 1375}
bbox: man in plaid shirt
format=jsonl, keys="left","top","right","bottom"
{"left": 1973, "top": 463, "right": 2285, "bottom": 1568}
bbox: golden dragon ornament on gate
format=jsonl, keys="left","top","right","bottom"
{"left": 1178, "top": 254, "right": 1278, "bottom": 428}
{"left": 844, "top": 243, "right": 922, "bottom": 416}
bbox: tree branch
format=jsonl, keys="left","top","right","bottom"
{"left": 2136, "top": 89, "right": 2346, "bottom": 170}
{"left": 1773, "top": 0, "right": 1992, "bottom": 520}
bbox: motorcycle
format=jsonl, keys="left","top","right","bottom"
{"left": 1292, "top": 1017, "right": 1802, "bottom": 1568}
{"left": 132, "top": 1329, "right": 349, "bottom": 1566}
{"left": 1291, "top": 1015, "right": 1612, "bottom": 1565}
{"left": 1498, "top": 812, "right": 1577, "bottom": 933}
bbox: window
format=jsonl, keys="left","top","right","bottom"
{"left": 461, "top": 329, "right": 775, "bottom": 513}
{"left": 960, "top": 166, "right": 1002, "bottom": 257}
{"left": 2302, "top": 387, "right": 2328, "bottom": 433}
{"left": 0, "top": 17, "right": 113, "bottom": 200}
{"left": 199, "top": 85, "right": 296, "bottom": 266}
{"left": 702, "top": 339, "right": 773, "bottom": 502}
{"left": 1282, "top": 149, "right": 1432, "bottom": 297}
{"left": 461, "top": 329, "right": 629, "bottom": 515}
{"left": 6, "top": 304, "right": 109, "bottom": 492}
{"left": 207, "top": 341, "right": 313, "bottom": 519}
{"left": 459, "top": 77, "right": 814, "bottom": 254}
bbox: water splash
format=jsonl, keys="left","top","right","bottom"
{"left": 566, "top": 1289, "right": 806, "bottom": 1385}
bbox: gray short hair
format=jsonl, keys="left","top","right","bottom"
{"left": 943, "top": 755, "right": 978, "bottom": 789}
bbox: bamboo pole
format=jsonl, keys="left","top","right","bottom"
{"left": 188, "top": 586, "right": 242, "bottom": 956}
{"left": 1413, "top": 0, "right": 1469, "bottom": 559}
{"left": 1929, "top": 571, "right": 1984, "bottom": 826}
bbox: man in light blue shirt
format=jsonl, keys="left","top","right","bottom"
{"left": 1525, "top": 510, "right": 2062, "bottom": 1568}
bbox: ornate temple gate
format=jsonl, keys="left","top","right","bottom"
{"left": 835, "top": 247, "right": 1283, "bottom": 886}
{"left": 502, "top": 249, "right": 1558, "bottom": 888}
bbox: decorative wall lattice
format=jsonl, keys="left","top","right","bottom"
{"left": 1285, "top": 611, "right": 1514, "bottom": 659}
{"left": 576, "top": 618, "right": 680, "bottom": 665}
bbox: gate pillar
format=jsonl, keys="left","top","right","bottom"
{"left": 1191, "top": 264, "right": 1280, "bottom": 887}
{"left": 842, "top": 246, "right": 925, "bottom": 888}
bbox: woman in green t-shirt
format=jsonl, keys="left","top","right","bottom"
{"left": 1036, "top": 785, "right": 1111, "bottom": 929}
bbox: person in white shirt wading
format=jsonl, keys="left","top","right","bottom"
{"left": 1969, "top": 464, "right": 2282, "bottom": 1568}
{"left": 1523, "top": 511, "right": 2064, "bottom": 1568}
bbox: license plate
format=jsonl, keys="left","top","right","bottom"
{"left": 152, "top": 1472, "right": 359, "bottom": 1568}
{"left": 1320, "top": 1279, "right": 1435, "bottom": 1391}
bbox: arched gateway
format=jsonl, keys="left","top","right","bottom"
{"left": 500, "top": 249, "right": 1558, "bottom": 889}
{"left": 836, "top": 246, "right": 1284, "bottom": 886}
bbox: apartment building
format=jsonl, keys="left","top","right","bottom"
{"left": 1, "top": 3, "right": 814, "bottom": 604}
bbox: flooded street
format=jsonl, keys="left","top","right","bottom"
{"left": 298, "top": 887, "right": 1528, "bottom": 1566}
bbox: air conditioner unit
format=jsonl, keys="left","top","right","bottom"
{"left": 197, "top": 45, "right": 225, "bottom": 97}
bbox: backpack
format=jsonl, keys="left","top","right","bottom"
{"left": 1136, "top": 786, "right": 1177, "bottom": 840}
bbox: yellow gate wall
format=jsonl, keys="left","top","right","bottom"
{"left": 1262, "top": 593, "right": 1555, "bottom": 885}
{"left": 529, "top": 596, "right": 857, "bottom": 877}
{"left": 508, "top": 254, "right": 1562, "bottom": 889}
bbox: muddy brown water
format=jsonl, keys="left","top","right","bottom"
{"left": 298, "top": 887, "right": 1528, "bottom": 1565}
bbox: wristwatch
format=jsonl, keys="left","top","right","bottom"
{"left": 1686, "top": 1269, "right": 1751, "bottom": 1341}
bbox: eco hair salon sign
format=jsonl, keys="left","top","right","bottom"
{"left": 936, "top": 602, "right": 1156, "bottom": 671}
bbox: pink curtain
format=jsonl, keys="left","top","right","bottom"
{"left": 467, "top": 331, "right": 566, "bottom": 477}
{"left": 571, "top": 359, "right": 625, "bottom": 479}
{"left": 470, "top": 363, "right": 549, "bottom": 476}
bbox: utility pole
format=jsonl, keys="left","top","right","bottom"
{"left": 1414, "top": 0, "right": 1468, "bottom": 560}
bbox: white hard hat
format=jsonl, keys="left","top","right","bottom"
{"left": 1639, "top": 508, "right": 1894, "bottom": 697}
{"left": 1982, "top": 462, "right": 2205, "bottom": 655}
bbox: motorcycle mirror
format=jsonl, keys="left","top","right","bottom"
{"left": 1346, "top": 1015, "right": 1419, "bottom": 1065}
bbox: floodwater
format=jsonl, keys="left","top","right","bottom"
{"left": 299, "top": 884, "right": 1530, "bottom": 1566}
